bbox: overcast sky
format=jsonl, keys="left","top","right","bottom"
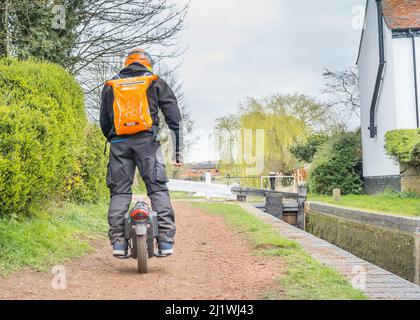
{"left": 172, "top": 0, "right": 366, "bottom": 162}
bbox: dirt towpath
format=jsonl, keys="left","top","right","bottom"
{"left": 0, "top": 202, "right": 284, "bottom": 300}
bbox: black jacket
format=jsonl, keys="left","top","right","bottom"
{"left": 100, "top": 63, "right": 182, "bottom": 152}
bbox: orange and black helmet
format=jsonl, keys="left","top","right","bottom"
{"left": 124, "top": 48, "right": 154, "bottom": 70}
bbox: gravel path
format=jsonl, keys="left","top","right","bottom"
{"left": 0, "top": 202, "right": 284, "bottom": 300}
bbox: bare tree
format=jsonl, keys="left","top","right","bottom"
{"left": 2, "top": 0, "right": 193, "bottom": 159}
{"left": 1, "top": 0, "right": 189, "bottom": 108}
{"left": 264, "top": 94, "right": 341, "bottom": 133}
{"left": 155, "top": 62, "right": 195, "bottom": 156}
{"left": 322, "top": 67, "right": 360, "bottom": 124}
{"left": 1, "top": 0, "right": 189, "bottom": 69}
{"left": 73, "top": 0, "right": 189, "bottom": 112}
{"left": 71, "top": 1, "right": 189, "bottom": 75}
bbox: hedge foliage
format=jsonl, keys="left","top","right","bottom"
{"left": 385, "top": 129, "right": 420, "bottom": 165}
{"left": 0, "top": 59, "right": 107, "bottom": 217}
{"left": 60, "top": 124, "right": 108, "bottom": 203}
{"left": 308, "top": 131, "right": 364, "bottom": 195}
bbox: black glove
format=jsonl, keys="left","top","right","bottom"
{"left": 172, "top": 151, "right": 184, "bottom": 167}
{"left": 151, "top": 125, "right": 161, "bottom": 142}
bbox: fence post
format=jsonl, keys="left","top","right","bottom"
{"left": 297, "top": 184, "right": 307, "bottom": 230}
{"left": 415, "top": 227, "right": 420, "bottom": 285}
{"left": 333, "top": 188, "right": 341, "bottom": 201}
{"left": 237, "top": 194, "right": 247, "bottom": 202}
{"left": 265, "top": 192, "right": 283, "bottom": 219}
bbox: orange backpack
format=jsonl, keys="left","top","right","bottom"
{"left": 106, "top": 74, "right": 158, "bottom": 135}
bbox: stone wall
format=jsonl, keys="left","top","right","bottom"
{"left": 364, "top": 175, "right": 401, "bottom": 195}
{"left": 401, "top": 164, "right": 420, "bottom": 194}
{"left": 306, "top": 202, "right": 420, "bottom": 283}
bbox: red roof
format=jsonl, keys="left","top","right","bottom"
{"left": 382, "top": 0, "right": 420, "bottom": 29}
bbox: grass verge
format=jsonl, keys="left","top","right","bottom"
{"left": 309, "top": 193, "right": 420, "bottom": 217}
{"left": 187, "top": 201, "right": 366, "bottom": 300}
{"left": 0, "top": 201, "right": 108, "bottom": 276}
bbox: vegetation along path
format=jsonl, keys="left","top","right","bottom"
{"left": 0, "top": 197, "right": 372, "bottom": 300}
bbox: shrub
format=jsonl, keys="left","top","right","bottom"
{"left": 63, "top": 124, "right": 108, "bottom": 203}
{"left": 290, "top": 134, "right": 329, "bottom": 163}
{"left": 385, "top": 129, "right": 420, "bottom": 165}
{"left": 308, "top": 131, "right": 363, "bottom": 195}
{"left": 0, "top": 59, "right": 106, "bottom": 216}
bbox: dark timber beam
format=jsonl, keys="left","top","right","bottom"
{"left": 369, "top": 0, "right": 386, "bottom": 138}
{"left": 410, "top": 29, "right": 420, "bottom": 128}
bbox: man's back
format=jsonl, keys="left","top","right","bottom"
{"left": 99, "top": 49, "right": 183, "bottom": 258}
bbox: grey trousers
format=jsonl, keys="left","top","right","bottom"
{"left": 106, "top": 133, "right": 176, "bottom": 244}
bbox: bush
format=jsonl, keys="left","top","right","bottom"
{"left": 385, "top": 129, "right": 420, "bottom": 165}
{"left": 308, "top": 131, "right": 363, "bottom": 195}
{"left": 290, "top": 134, "right": 329, "bottom": 163}
{"left": 0, "top": 59, "right": 106, "bottom": 216}
{"left": 63, "top": 124, "right": 108, "bottom": 203}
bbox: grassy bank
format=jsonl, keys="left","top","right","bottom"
{"left": 0, "top": 201, "right": 108, "bottom": 276}
{"left": 187, "top": 202, "right": 365, "bottom": 300}
{"left": 309, "top": 193, "right": 420, "bottom": 217}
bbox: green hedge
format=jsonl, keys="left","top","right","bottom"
{"left": 308, "top": 131, "right": 364, "bottom": 195}
{"left": 0, "top": 59, "right": 106, "bottom": 216}
{"left": 385, "top": 129, "right": 420, "bottom": 165}
{"left": 62, "top": 124, "right": 108, "bottom": 203}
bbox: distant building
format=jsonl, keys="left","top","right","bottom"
{"left": 181, "top": 161, "right": 221, "bottom": 180}
{"left": 357, "top": 0, "right": 420, "bottom": 194}
{"left": 293, "top": 168, "right": 307, "bottom": 184}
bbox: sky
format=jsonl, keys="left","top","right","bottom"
{"left": 172, "top": 0, "right": 367, "bottom": 162}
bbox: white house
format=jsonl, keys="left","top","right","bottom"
{"left": 357, "top": 0, "right": 420, "bottom": 194}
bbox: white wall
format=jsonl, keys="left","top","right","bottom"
{"left": 393, "top": 38, "right": 418, "bottom": 129}
{"left": 358, "top": 0, "right": 400, "bottom": 178}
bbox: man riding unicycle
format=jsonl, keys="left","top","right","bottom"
{"left": 100, "top": 48, "right": 183, "bottom": 258}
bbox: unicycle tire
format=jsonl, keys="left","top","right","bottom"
{"left": 136, "top": 234, "right": 148, "bottom": 274}
{"left": 147, "top": 226, "right": 155, "bottom": 258}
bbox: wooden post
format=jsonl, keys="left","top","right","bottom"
{"left": 297, "top": 185, "right": 308, "bottom": 230}
{"left": 333, "top": 188, "right": 341, "bottom": 201}
{"left": 298, "top": 184, "right": 308, "bottom": 198}
{"left": 237, "top": 194, "right": 247, "bottom": 202}
{"left": 415, "top": 227, "right": 420, "bottom": 285}
{"left": 265, "top": 192, "right": 283, "bottom": 219}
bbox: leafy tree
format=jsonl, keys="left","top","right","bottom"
{"left": 290, "top": 134, "right": 329, "bottom": 164}
{"left": 1, "top": 1, "right": 188, "bottom": 71}
{"left": 214, "top": 94, "right": 333, "bottom": 185}
{"left": 1, "top": 1, "right": 83, "bottom": 68}
{"left": 308, "top": 130, "right": 364, "bottom": 195}
{"left": 265, "top": 94, "right": 339, "bottom": 133}
{"left": 1, "top": 1, "right": 190, "bottom": 115}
